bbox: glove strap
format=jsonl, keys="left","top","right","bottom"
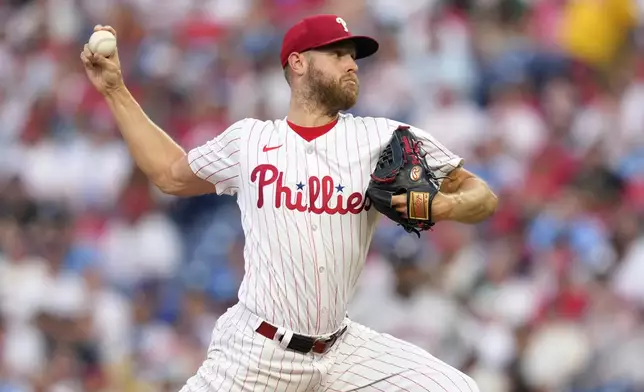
{"left": 407, "top": 191, "right": 432, "bottom": 221}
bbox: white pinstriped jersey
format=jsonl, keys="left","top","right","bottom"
{"left": 187, "top": 113, "right": 463, "bottom": 336}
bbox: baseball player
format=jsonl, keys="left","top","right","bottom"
{"left": 80, "top": 14, "right": 498, "bottom": 392}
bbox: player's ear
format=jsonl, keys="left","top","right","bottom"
{"left": 288, "top": 52, "right": 307, "bottom": 77}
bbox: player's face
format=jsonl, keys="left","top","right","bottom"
{"left": 303, "top": 42, "right": 359, "bottom": 114}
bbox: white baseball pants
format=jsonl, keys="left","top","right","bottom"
{"left": 179, "top": 303, "right": 479, "bottom": 392}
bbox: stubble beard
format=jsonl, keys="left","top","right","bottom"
{"left": 303, "top": 61, "right": 359, "bottom": 117}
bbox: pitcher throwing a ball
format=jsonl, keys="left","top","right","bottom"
{"left": 81, "top": 15, "right": 497, "bottom": 392}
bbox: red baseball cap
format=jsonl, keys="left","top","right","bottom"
{"left": 280, "top": 14, "right": 379, "bottom": 68}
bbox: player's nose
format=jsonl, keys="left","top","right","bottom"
{"left": 342, "top": 55, "right": 358, "bottom": 73}
{"left": 348, "top": 58, "right": 358, "bottom": 72}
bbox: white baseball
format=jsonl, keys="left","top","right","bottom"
{"left": 88, "top": 30, "right": 116, "bottom": 57}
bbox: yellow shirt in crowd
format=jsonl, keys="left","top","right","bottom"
{"left": 560, "top": 0, "right": 638, "bottom": 67}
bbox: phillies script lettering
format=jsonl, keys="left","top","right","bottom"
{"left": 250, "top": 164, "right": 371, "bottom": 214}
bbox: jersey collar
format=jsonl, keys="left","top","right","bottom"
{"left": 286, "top": 116, "right": 339, "bottom": 142}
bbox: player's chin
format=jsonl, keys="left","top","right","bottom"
{"left": 341, "top": 89, "right": 358, "bottom": 106}
{"left": 344, "top": 82, "right": 359, "bottom": 94}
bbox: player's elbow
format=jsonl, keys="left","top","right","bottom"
{"left": 155, "top": 178, "right": 185, "bottom": 196}
{"left": 481, "top": 190, "right": 499, "bottom": 219}
{"left": 148, "top": 162, "right": 188, "bottom": 196}
{"left": 153, "top": 175, "right": 207, "bottom": 197}
{"left": 155, "top": 178, "right": 214, "bottom": 197}
{"left": 154, "top": 161, "right": 217, "bottom": 197}
{"left": 151, "top": 170, "right": 183, "bottom": 196}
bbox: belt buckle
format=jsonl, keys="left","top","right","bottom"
{"left": 313, "top": 336, "right": 334, "bottom": 354}
{"left": 313, "top": 325, "right": 346, "bottom": 354}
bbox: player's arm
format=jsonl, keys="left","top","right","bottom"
{"left": 432, "top": 167, "right": 498, "bottom": 224}
{"left": 105, "top": 87, "right": 217, "bottom": 196}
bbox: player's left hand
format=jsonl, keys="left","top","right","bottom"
{"left": 367, "top": 126, "right": 449, "bottom": 236}
{"left": 392, "top": 192, "right": 454, "bottom": 221}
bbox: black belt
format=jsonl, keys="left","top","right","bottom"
{"left": 255, "top": 321, "right": 347, "bottom": 354}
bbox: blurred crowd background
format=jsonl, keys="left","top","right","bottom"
{"left": 2, "top": 0, "right": 644, "bottom": 391}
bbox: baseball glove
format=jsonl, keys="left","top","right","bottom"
{"left": 366, "top": 125, "right": 441, "bottom": 237}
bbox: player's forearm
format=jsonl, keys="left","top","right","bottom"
{"left": 435, "top": 178, "right": 498, "bottom": 223}
{"left": 104, "top": 86, "right": 186, "bottom": 186}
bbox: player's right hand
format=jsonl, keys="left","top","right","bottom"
{"left": 80, "top": 25, "right": 124, "bottom": 96}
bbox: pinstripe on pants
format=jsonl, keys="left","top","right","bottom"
{"left": 179, "top": 304, "right": 479, "bottom": 392}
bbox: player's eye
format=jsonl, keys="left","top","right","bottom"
{"left": 334, "top": 50, "right": 356, "bottom": 60}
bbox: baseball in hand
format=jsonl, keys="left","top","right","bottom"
{"left": 88, "top": 30, "right": 116, "bottom": 57}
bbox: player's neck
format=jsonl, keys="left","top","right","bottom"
{"left": 287, "top": 99, "right": 338, "bottom": 128}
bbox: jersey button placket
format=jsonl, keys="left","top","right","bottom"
{"left": 305, "top": 142, "right": 330, "bottom": 333}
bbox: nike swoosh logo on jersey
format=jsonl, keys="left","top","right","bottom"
{"left": 263, "top": 145, "right": 282, "bottom": 152}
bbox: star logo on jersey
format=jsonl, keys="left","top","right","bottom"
{"left": 262, "top": 144, "right": 282, "bottom": 152}
{"left": 250, "top": 164, "right": 371, "bottom": 215}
